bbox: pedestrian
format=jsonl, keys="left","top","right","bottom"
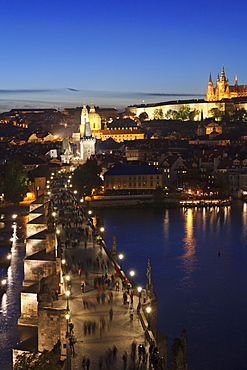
{"left": 86, "top": 357, "right": 90, "bottom": 370}
{"left": 129, "top": 305, "right": 134, "bottom": 322}
{"left": 55, "top": 290, "right": 59, "bottom": 301}
{"left": 68, "top": 322, "right": 74, "bottom": 335}
{"left": 81, "top": 281, "right": 85, "bottom": 293}
{"left": 109, "top": 307, "right": 113, "bottom": 321}
{"left": 122, "top": 351, "right": 127, "bottom": 369}
{"left": 69, "top": 337, "right": 75, "bottom": 356}
{"left": 113, "top": 345, "right": 118, "bottom": 361}
{"left": 82, "top": 356, "right": 86, "bottom": 369}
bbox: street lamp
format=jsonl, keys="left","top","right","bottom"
{"left": 137, "top": 286, "right": 142, "bottom": 303}
{"left": 65, "top": 290, "right": 70, "bottom": 311}
{"left": 12, "top": 214, "right": 17, "bottom": 220}
{"left": 118, "top": 254, "right": 124, "bottom": 270}
{"left": 146, "top": 306, "right": 152, "bottom": 329}
{"left": 65, "top": 311, "right": 70, "bottom": 338}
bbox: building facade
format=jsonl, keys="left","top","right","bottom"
{"left": 104, "top": 163, "right": 163, "bottom": 191}
{"left": 206, "top": 66, "right": 247, "bottom": 101}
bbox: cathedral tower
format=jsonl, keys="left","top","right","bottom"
{"left": 80, "top": 121, "right": 96, "bottom": 161}
{"left": 206, "top": 73, "right": 215, "bottom": 101}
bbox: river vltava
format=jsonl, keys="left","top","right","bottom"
{"left": 101, "top": 201, "right": 247, "bottom": 370}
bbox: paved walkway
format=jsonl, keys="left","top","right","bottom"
{"left": 52, "top": 187, "right": 149, "bottom": 370}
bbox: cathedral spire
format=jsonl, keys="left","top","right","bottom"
{"left": 209, "top": 73, "right": 212, "bottom": 83}
{"left": 220, "top": 65, "right": 227, "bottom": 81}
{"left": 90, "top": 102, "right": 96, "bottom": 113}
{"left": 235, "top": 73, "right": 238, "bottom": 86}
{"left": 81, "top": 103, "right": 88, "bottom": 124}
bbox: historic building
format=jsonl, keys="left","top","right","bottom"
{"left": 206, "top": 66, "right": 247, "bottom": 101}
{"left": 104, "top": 162, "right": 162, "bottom": 191}
{"left": 80, "top": 121, "right": 96, "bottom": 161}
{"left": 127, "top": 66, "right": 247, "bottom": 120}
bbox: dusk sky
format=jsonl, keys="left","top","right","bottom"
{"left": 1, "top": 0, "right": 247, "bottom": 111}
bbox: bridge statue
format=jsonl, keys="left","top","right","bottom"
{"left": 146, "top": 259, "right": 152, "bottom": 286}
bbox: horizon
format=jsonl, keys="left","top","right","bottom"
{"left": 0, "top": 89, "right": 204, "bottom": 113}
{"left": 2, "top": 0, "right": 247, "bottom": 114}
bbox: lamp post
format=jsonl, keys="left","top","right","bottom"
{"left": 129, "top": 270, "right": 135, "bottom": 288}
{"left": 118, "top": 254, "right": 124, "bottom": 271}
{"left": 65, "top": 290, "right": 70, "bottom": 311}
{"left": 137, "top": 286, "right": 142, "bottom": 304}
{"left": 65, "top": 311, "right": 70, "bottom": 338}
{"left": 146, "top": 306, "right": 151, "bottom": 330}
{"left": 100, "top": 227, "right": 106, "bottom": 242}
{"left": 65, "top": 274, "right": 71, "bottom": 291}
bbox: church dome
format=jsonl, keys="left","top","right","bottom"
{"left": 88, "top": 104, "right": 101, "bottom": 131}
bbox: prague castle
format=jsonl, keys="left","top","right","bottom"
{"left": 127, "top": 66, "right": 247, "bottom": 120}
{"left": 206, "top": 66, "right": 247, "bottom": 101}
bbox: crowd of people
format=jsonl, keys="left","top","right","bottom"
{"left": 50, "top": 175, "right": 164, "bottom": 369}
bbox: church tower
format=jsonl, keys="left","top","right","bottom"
{"left": 216, "top": 65, "right": 230, "bottom": 100}
{"left": 80, "top": 103, "right": 89, "bottom": 136}
{"left": 80, "top": 121, "right": 96, "bottom": 162}
{"left": 206, "top": 73, "right": 215, "bottom": 101}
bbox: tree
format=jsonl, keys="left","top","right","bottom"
{"left": 72, "top": 158, "right": 103, "bottom": 198}
{"left": 189, "top": 109, "right": 200, "bottom": 121}
{"left": 165, "top": 109, "right": 179, "bottom": 120}
{"left": 13, "top": 350, "right": 61, "bottom": 370}
{"left": 139, "top": 112, "right": 149, "bottom": 121}
{"left": 214, "top": 173, "right": 230, "bottom": 197}
{"left": 4, "top": 158, "right": 29, "bottom": 204}
{"left": 178, "top": 106, "right": 191, "bottom": 120}
{"left": 232, "top": 108, "right": 247, "bottom": 122}
{"left": 153, "top": 109, "right": 164, "bottom": 120}
{"left": 209, "top": 108, "right": 223, "bottom": 121}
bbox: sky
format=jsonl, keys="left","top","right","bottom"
{"left": 1, "top": 0, "right": 247, "bottom": 112}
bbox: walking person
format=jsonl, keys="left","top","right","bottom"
{"left": 86, "top": 357, "right": 90, "bottom": 370}
{"left": 109, "top": 307, "right": 113, "bottom": 321}
{"left": 129, "top": 305, "right": 134, "bottom": 322}
{"left": 69, "top": 336, "right": 75, "bottom": 356}
{"left": 68, "top": 322, "right": 74, "bottom": 335}
{"left": 123, "top": 351, "right": 127, "bottom": 370}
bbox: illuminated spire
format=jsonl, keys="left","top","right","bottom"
{"left": 235, "top": 73, "right": 238, "bottom": 86}
{"left": 220, "top": 65, "right": 227, "bottom": 81}
{"left": 81, "top": 102, "right": 88, "bottom": 124}
{"left": 90, "top": 102, "right": 96, "bottom": 113}
{"left": 209, "top": 73, "right": 212, "bottom": 83}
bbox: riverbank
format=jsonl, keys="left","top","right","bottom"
{"left": 87, "top": 195, "right": 232, "bottom": 209}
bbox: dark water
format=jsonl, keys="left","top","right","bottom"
{"left": 0, "top": 208, "right": 26, "bottom": 370}
{"left": 101, "top": 201, "right": 247, "bottom": 370}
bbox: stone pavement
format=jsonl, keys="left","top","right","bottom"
{"left": 52, "top": 189, "right": 150, "bottom": 370}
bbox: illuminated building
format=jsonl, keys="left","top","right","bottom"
{"left": 206, "top": 66, "right": 247, "bottom": 101}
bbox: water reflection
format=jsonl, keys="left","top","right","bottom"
{"left": 242, "top": 203, "right": 247, "bottom": 243}
{"left": 180, "top": 209, "right": 197, "bottom": 287}
{"left": 1, "top": 293, "right": 7, "bottom": 316}
{"left": 163, "top": 209, "right": 170, "bottom": 243}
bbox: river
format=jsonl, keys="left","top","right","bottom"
{"left": 1, "top": 201, "right": 247, "bottom": 369}
{"left": 100, "top": 201, "right": 247, "bottom": 370}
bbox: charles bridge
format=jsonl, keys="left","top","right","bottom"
{"left": 12, "top": 171, "right": 188, "bottom": 370}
